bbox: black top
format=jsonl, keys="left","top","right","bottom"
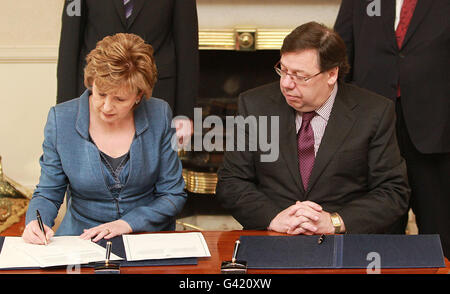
{"left": 100, "top": 151, "right": 129, "bottom": 172}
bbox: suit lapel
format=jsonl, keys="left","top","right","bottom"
{"left": 276, "top": 93, "right": 305, "bottom": 194}
{"left": 123, "top": 99, "right": 149, "bottom": 189}
{"left": 112, "top": 0, "right": 127, "bottom": 29}
{"left": 75, "top": 91, "right": 110, "bottom": 193}
{"left": 127, "top": 0, "right": 146, "bottom": 29}
{"left": 401, "top": 0, "right": 434, "bottom": 49}
{"left": 381, "top": 0, "right": 398, "bottom": 51}
{"left": 306, "top": 84, "right": 357, "bottom": 193}
{"left": 87, "top": 140, "right": 109, "bottom": 192}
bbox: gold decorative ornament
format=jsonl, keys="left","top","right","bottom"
{"left": 236, "top": 29, "right": 256, "bottom": 51}
{"left": 199, "top": 28, "right": 291, "bottom": 50}
{"left": 0, "top": 156, "right": 31, "bottom": 233}
{"left": 182, "top": 169, "right": 218, "bottom": 195}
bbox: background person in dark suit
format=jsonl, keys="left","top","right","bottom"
{"left": 216, "top": 22, "right": 410, "bottom": 235}
{"left": 57, "top": 0, "right": 199, "bottom": 143}
{"left": 334, "top": 0, "right": 450, "bottom": 258}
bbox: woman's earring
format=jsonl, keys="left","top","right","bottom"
{"left": 135, "top": 100, "right": 140, "bottom": 105}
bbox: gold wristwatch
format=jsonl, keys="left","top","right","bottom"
{"left": 330, "top": 213, "right": 342, "bottom": 234}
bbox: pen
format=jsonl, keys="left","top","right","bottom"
{"left": 36, "top": 210, "right": 47, "bottom": 245}
{"left": 105, "top": 241, "right": 112, "bottom": 266}
{"left": 318, "top": 234, "right": 325, "bottom": 244}
{"left": 231, "top": 240, "right": 240, "bottom": 264}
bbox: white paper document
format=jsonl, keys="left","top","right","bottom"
{"left": 122, "top": 232, "right": 211, "bottom": 261}
{"left": 0, "top": 236, "right": 122, "bottom": 269}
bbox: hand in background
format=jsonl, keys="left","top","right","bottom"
{"left": 174, "top": 118, "right": 193, "bottom": 148}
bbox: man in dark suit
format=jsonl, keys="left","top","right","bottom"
{"left": 216, "top": 22, "right": 410, "bottom": 235}
{"left": 334, "top": 0, "right": 449, "bottom": 257}
{"left": 57, "top": 0, "right": 198, "bottom": 142}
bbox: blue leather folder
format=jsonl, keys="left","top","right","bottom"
{"left": 237, "top": 234, "right": 445, "bottom": 269}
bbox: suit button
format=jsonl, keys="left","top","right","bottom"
{"left": 399, "top": 53, "right": 405, "bottom": 58}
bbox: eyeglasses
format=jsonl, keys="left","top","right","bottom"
{"left": 274, "top": 61, "right": 323, "bottom": 85}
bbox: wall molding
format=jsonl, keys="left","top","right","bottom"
{"left": 0, "top": 28, "right": 289, "bottom": 63}
{"left": 0, "top": 45, "right": 58, "bottom": 64}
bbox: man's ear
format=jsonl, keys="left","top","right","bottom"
{"left": 327, "top": 66, "right": 339, "bottom": 86}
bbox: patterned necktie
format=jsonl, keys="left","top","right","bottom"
{"left": 395, "top": 0, "right": 418, "bottom": 49}
{"left": 297, "top": 112, "right": 316, "bottom": 190}
{"left": 124, "top": 0, "right": 133, "bottom": 20}
{"left": 395, "top": 0, "right": 417, "bottom": 97}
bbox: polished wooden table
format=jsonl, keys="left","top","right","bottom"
{"left": 1, "top": 217, "right": 449, "bottom": 274}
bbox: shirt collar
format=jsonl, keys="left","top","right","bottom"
{"left": 315, "top": 82, "right": 338, "bottom": 122}
{"left": 295, "top": 82, "right": 338, "bottom": 133}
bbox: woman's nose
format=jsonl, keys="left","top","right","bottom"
{"left": 102, "top": 96, "right": 114, "bottom": 112}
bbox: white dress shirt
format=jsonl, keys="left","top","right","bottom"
{"left": 395, "top": 0, "right": 405, "bottom": 30}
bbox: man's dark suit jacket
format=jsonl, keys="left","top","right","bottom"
{"left": 57, "top": 0, "right": 198, "bottom": 118}
{"left": 334, "top": 0, "right": 450, "bottom": 154}
{"left": 216, "top": 82, "right": 410, "bottom": 233}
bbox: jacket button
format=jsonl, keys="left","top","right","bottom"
{"left": 399, "top": 53, "right": 405, "bottom": 58}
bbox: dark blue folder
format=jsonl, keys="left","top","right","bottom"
{"left": 237, "top": 234, "right": 445, "bottom": 269}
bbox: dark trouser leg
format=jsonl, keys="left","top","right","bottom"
{"left": 395, "top": 98, "right": 450, "bottom": 258}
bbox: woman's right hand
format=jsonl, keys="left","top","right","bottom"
{"left": 22, "top": 220, "right": 54, "bottom": 245}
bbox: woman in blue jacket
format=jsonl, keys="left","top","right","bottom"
{"left": 22, "top": 33, "right": 187, "bottom": 244}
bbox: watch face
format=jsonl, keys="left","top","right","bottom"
{"left": 331, "top": 214, "right": 341, "bottom": 226}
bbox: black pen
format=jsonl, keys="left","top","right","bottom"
{"left": 36, "top": 210, "right": 47, "bottom": 245}
{"left": 318, "top": 234, "right": 325, "bottom": 244}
